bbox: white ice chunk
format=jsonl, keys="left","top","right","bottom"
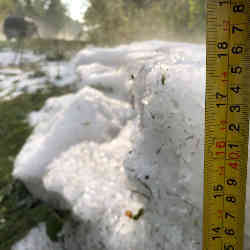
{"left": 13, "top": 87, "right": 134, "bottom": 197}
{"left": 11, "top": 224, "right": 62, "bottom": 250}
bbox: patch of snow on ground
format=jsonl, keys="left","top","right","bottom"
{"left": 0, "top": 49, "right": 44, "bottom": 67}
{"left": 12, "top": 223, "right": 62, "bottom": 250}
{"left": 0, "top": 49, "right": 77, "bottom": 100}
{"left": 42, "top": 61, "right": 77, "bottom": 86}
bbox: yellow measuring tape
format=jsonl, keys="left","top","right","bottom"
{"left": 204, "top": 0, "right": 250, "bottom": 249}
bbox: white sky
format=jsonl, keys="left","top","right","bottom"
{"left": 61, "top": 0, "right": 89, "bottom": 22}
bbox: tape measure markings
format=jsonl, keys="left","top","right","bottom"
{"left": 204, "top": 1, "right": 250, "bottom": 250}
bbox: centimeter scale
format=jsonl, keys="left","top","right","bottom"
{"left": 204, "top": 0, "right": 250, "bottom": 249}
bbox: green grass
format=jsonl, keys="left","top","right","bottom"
{"left": 0, "top": 84, "right": 73, "bottom": 249}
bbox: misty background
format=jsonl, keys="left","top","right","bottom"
{"left": 0, "top": 0, "right": 206, "bottom": 44}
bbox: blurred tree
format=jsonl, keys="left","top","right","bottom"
{"left": 0, "top": 0, "right": 16, "bottom": 20}
{"left": 41, "top": 0, "right": 67, "bottom": 31}
{"left": 123, "top": 0, "right": 152, "bottom": 8}
{"left": 0, "top": 0, "right": 68, "bottom": 36}
{"left": 188, "top": 0, "right": 206, "bottom": 32}
{"left": 84, "top": 0, "right": 206, "bottom": 45}
{"left": 85, "top": 0, "right": 126, "bottom": 44}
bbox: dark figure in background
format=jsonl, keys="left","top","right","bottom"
{"left": 3, "top": 15, "right": 39, "bottom": 64}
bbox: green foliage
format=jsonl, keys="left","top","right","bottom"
{"left": 84, "top": 0, "right": 206, "bottom": 45}
{"left": 46, "top": 209, "right": 71, "bottom": 241}
{"left": 188, "top": 0, "right": 206, "bottom": 31}
{"left": 85, "top": 0, "right": 126, "bottom": 45}
{"left": 0, "top": 180, "right": 71, "bottom": 249}
{"left": 0, "top": 84, "right": 74, "bottom": 249}
{"left": 39, "top": 0, "right": 68, "bottom": 31}
{"left": 14, "top": 0, "right": 67, "bottom": 19}
{"left": 0, "top": 0, "right": 16, "bottom": 21}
